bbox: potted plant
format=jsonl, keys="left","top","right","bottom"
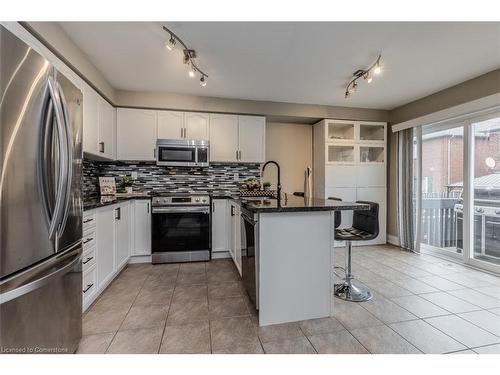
{"left": 263, "top": 181, "right": 271, "bottom": 190}
{"left": 121, "top": 176, "right": 135, "bottom": 194}
{"left": 244, "top": 178, "right": 260, "bottom": 191}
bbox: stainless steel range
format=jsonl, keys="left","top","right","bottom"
{"left": 151, "top": 194, "right": 211, "bottom": 263}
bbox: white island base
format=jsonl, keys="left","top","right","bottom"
{"left": 257, "top": 210, "right": 335, "bottom": 326}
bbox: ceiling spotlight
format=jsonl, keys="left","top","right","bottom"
{"left": 188, "top": 65, "right": 196, "bottom": 78}
{"left": 165, "top": 35, "right": 176, "bottom": 51}
{"left": 162, "top": 26, "right": 209, "bottom": 88}
{"left": 344, "top": 54, "right": 382, "bottom": 99}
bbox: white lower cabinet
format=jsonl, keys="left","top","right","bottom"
{"left": 114, "top": 202, "right": 131, "bottom": 270}
{"left": 96, "top": 208, "right": 115, "bottom": 291}
{"left": 229, "top": 201, "right": 242, "bottom": 276}
{"left": 83, "top": 199, "right": 150, "bottom": 311}
{"left": 212, "top": 199, "right": 230, "bottom": 254}
{"left": 82, "top": 265, "right": 97, "bottom": 308}
{"left": 132, "top": 200, "right": 151, "bottom": 256}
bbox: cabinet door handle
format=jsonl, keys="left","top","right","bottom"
{"left": 82, "top": 257, "right": 94, "bottom": 265}
{"left": 147, "top": 202, "right": 150, "bottom": 214}
{"left": 99, "top": 142, "right": 105, "bottom": 153}
{"left": 115, "top": 207, "right": 121, "bottom": 220}
{"left": 231, "top": 205, "right": 235, "bottom": 216}
{"left": 83, "top": 218, "right": 93, "bottom": 224}
{"left": 212, "top": 202, "right": 215, "bottom": 213}
{"left": 154, "top": 148, "right": 156, "bottom": 158}
{"left": 83, "top": 283, "right": 94, "bottom": 293}
{"left": 83, "top": 237, "right": 93, "bottom": 244}
{"left": 238, "top": 150, "right": 242, "bottom": 160}
{"left": 235, "top": 150, "right": 238, "bottom": 161}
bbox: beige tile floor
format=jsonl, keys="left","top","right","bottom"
{"left": 77, "top": 245, "right": 500, "bottom": 354}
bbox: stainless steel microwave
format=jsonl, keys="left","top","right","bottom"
{"left": 156, "top": 139, "right": 209, "bottom": 167}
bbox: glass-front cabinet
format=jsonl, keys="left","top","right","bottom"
{"left": 359, "top": 123, "right": 386, "bottom": 142}
{"left": 360, "top": 146, "right": 384, "bottom": 163}
{"left": 327, "top": 145, "right": 356, "bottom": 163}
{"left": 325, "top": 120, "right": 386, "bottom": 165}
{"left": 327, "top": 121, "right": 355, "bottom": 142}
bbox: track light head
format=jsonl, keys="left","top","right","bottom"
{"left": 165, "top": 35, "right": 176, "bottom": 51}
{"left": 188, "top": 65, "right": 196, "bottom": 78}
{"left": 200, "top": 76, "right": 207, "bottom": 87}
{"left": 374, "top": 62, "right": 381, "bottom": 75}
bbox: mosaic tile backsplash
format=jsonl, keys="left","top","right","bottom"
{"left": 83, "top": 158, "right": 261, "bottom": 199}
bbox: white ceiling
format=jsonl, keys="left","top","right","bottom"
{"left": 59, "top": 22, "right": 500, "bottom": 110}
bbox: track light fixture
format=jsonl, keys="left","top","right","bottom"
{"left": 345, "top": 54, "right": 382, "bottom": 99}
{"left": 163, "top": 26, "right": 209, "bottom": 86}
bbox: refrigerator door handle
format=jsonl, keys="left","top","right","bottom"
{"left": 56, "top": 81, "right": 74, "bottom": 236}
{"left": 0, "top": 244, "right": 81, "bottom": 305}
{"left": 46, "top": 76, "right": 69, "bottom": 240}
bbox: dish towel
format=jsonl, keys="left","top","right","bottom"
{"left": 304, "top": 166, "right": 312, "bottom": 198}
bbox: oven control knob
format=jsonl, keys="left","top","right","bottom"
{"left": 496, "top": 210, "right": 500, "bottom": 215}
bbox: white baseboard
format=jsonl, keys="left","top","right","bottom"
{"left": 387, "top": 234, "right": 400, "bottom": 246}
{"left": 128, "top": 255, "right": 152, "bottom": 264}
{"left": 212, "top": 251, "right": 231, "bottom": 259}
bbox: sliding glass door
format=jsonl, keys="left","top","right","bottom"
{"left": 470, "top": 115, "right": 500, "bottom": 267}
{"left": 419, "top": 123, "right": 464, "bottom": 258}
{"left": 412, "top": 111, "right": 500, "bottom": 273}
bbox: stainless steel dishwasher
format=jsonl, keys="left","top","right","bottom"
{"left": 241, "top": 207, "right": 259, "bottom": 310}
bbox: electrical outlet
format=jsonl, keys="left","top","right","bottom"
{"left": 233, "top": 173, "right": 239, "bottom": 181}
{"left": 131, "top": 171, "right": 138, "bottom": 179}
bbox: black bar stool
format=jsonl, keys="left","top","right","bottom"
{"left": 334, "top": 201, "right": 379, "bottom": 302}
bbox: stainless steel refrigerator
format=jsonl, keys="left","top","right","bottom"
{"left": 0, "top": 25, "right": 83, "bottom": 354}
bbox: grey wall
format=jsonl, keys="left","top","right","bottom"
{"left": 389, "top": 69, "right": 500, "bottom": 125}
{"left": 115, "top": 90, "right": 388, "bottom": 124}
{"left": 264, "top": 122, "right": 313, "bottom": 194}
{"left": 23, "top": 22, "right": 116, "bottom": 102}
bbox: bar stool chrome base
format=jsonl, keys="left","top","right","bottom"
{"left": 334, "top": 280, "right": 373, "bottom": 302}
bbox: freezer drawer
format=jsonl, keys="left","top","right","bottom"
{"left": 0, "top": 244, "right": 82, "bottom": 353}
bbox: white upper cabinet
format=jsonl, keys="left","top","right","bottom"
{"left": 97, "top": 98, "right": 116, "bottom": 159}
{"left": 157, "top": 110, "right": 184, "bottom": 140}
{"left": 82, "top": 82, "right": 115, "bottom": 160}
{"left": 210, "top": 114, "right": 239, "bottom": 162}
{"left": 117, "top": 108, "right": 157, "bottom": 161}
{"left": 184, "top": 112, "right": 209, "bottom": 140}
{"left": 238, "top": 115, "right": 266, "bottom": 163}
{"left": 82, "top": 84, "right": 99, "bottom": 156}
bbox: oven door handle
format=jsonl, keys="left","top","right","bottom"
{"left": 152, "top": 206, "right": 210, "bottom": 214}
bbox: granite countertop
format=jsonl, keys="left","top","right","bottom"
{"left": 241, "top": 195, "right": 370, "bottom": 213}
{"left": 84, "top": 195, "right": 151, "bottom": 211}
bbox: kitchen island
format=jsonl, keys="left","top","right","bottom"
{"left": 240, "top": 196, "right": 368, "bottom": 326}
